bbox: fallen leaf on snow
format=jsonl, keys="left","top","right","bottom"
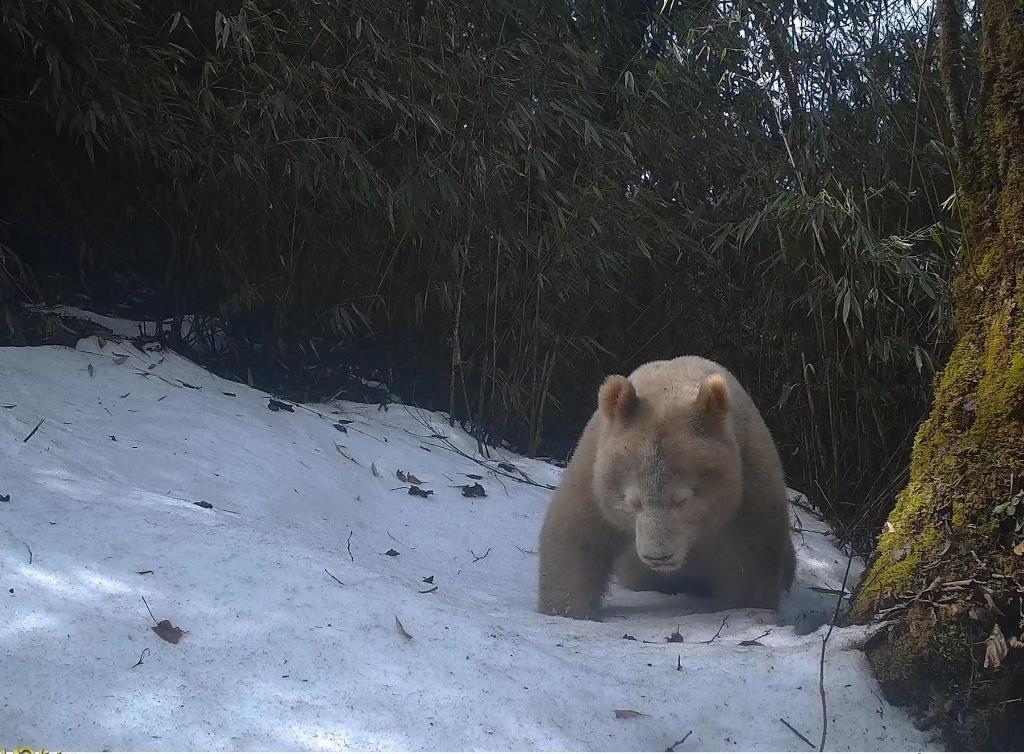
{"left": 423, "top": 575, "right": 435, "bottom": 584}
{"left": 614, "top": 709, "right": 649, "bottom": 719}
{"left": 112, "top": 354, "right": 130, "bottom": 365}
{"left": 0, "top": 494, "right": 9, "bottom": 503}
{"left": 267, "top": 398, "right": 293, "bottom": 411}
{"left": 152, "top": 619, "right": 184, "bottom": 644}
{"left": 395, "top": 616, "right": 413, "bottom": 641}
{"left": 739, "top": 639, "right": 765, "bottom": 647}
{"left": 371, "top": 462, "right": 381, "bottom": 477}
{"left": 622, "top": 634, "right": 637, "bottom": 641}
{"left": 460, "top": 483, "right": 487, "bottom": 498}
{"left": 665, "top": 627, "right": 685, "bottom": 643}
{"left": 408, "top": 485, "right": 433, "bottom": 498}
{"left": 333, "top": 423, "right": 348, "bottom": 433}
{"left": 385, "top": 548, "right": 400, "bottom": 557}
{"left": 193, "top": 500, "right": 213, "bottom": 509}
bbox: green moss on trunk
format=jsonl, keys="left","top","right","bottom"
{"left": 849, "top": 0, "right": 1024, "bottom": 746}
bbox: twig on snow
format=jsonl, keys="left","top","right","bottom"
{"left": 698, "top": 616, "right": 728, "bottom": 644}
{"left": 387, "top": 530, "right": 411, "bottom": 548}
{"left": 403, "top": 406, "right": 555, "bottom": 490}
{"left": 740, "top": 628, "right": 774, "bottom": 645}
{"left": 131, "top": 647, "right": 151, "bottom": 669}
{"left": 22, "top": 418, "right": 45, "bottom": 443}
{"left": 324, "top": 568, "right": 345, "bottom": 586}
{"left": 665, "top": 731, "right": 692, "bottom": 751}
{"left": 141, "top": 595, "right": 158, "bottom": 624}
{"left": 471, "top": 548, "right": 491, "bottom": 563}
{"left": 819, "top": 553, "right": 855, "bottom": 751}
{"left": 779, "top": 718, "right": 814, "bottom": 749}
{"left": 347, "top": 530, "right": 354, "bottom": 562}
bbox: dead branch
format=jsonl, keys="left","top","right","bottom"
{"left": 819, "top": 554, "right": 855, "bottom": 751}
{"left": 698, "top": 616, "right": 728, "bottom": 644}
{"left": 22, "top": 418, "right": 45, "bottom": 443}
{"left": 780, "top": 718, "right": 815, "bottom": 749}
{"left": 141, "top": 595, "right": 158, "bottom": 624}
{"left": 665, "top": 731, "right": 693, "bottom": 751}
{"left": 131, "top": 647, "right": 150, "bottom": 669}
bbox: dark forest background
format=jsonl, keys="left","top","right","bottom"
{"left": 0, "top": 0, "right": 975, "bottom": 547}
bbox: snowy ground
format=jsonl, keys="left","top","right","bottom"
{"left": 0, "top": 317, "right": 935, "bottom": 751}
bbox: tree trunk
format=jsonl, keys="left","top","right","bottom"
{"left": 849, "top": 0, "right": 1024, "bottom": 747}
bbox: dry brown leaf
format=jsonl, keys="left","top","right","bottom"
{"left": 395, "top": 616, "right": 413, "bottom": 641}
{"left": 1014, "top": 542, "right": 1024, "bottom": 556}
{"left": 614, "top": 709, "right": 649, "bottom": 719}
{"left": 152, "top": 619, "right": 184, "bottom": 644}
{"left": 371, "top": 462, "right": 381, "bottom": 478}
{"left": 984, "top": 623, "right": 1009, "bottom": 669}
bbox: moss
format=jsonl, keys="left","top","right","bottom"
{"left": 849, "top": 0, "right": 1024, "bottom": 745}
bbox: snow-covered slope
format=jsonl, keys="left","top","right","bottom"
{"left": 0, "top": 326, "right": 933, "bottom": 751}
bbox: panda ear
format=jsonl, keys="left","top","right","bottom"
{"left": 696, "top": 373, "right": 730, "bottom": 418}
{"left": 598, "top": 375, "right": 637, "bottom": 421}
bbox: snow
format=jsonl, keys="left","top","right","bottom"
{"left": 0, "top": 315, "right": 935, "bottom": 751}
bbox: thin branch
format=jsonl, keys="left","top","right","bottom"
{"left": 141, "top": 595, "right": 158, "bottom": 624}
{"left": 698, "top": 616, "right": 728, "bottom": 644}
{"left": 665, "top": 731, "right": 693, "bottom": 751}
{"left": 819, "top": 554, "right": 855, "bottom": 751}
{"left": 324, "top": 568, "right": 345, "bottom": 586}
{"left": 131, "top": 647, "right": 151, "bottom": 669}
{"left": 780, "top": 718, "right": 815, "bottom": 749}
{"left": 471, "top": 548, "right": 491, "bottom": 562}
{"left": 22, "top": 418, "right": 45, "bottom": 443}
